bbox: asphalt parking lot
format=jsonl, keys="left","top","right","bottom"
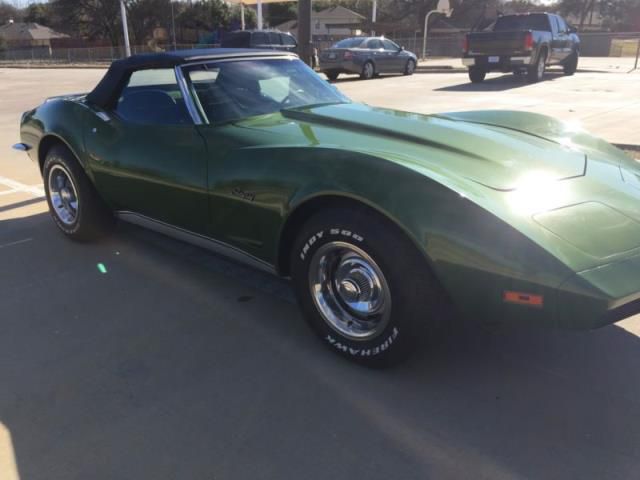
{"left": 2, "top": 65, "right": 640, "bottom": 480}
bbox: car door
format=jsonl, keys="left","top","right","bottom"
{"left": 382, "top": 39, "right": 405, "bottom": 72}
{"left": 549, "top": 15, "right": 565, "bottom": 63}
{"left": 366, "top": 39, "right": 389, "bottom": 72}
{"left": 84, "top": 68, "right": 209, "bottom": 234}
{"left": 555, "top": 16, "right": 572, "bottom": 61}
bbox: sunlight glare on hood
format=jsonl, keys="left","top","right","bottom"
{"left": 507, "top": 171, "right": 571, "bottom": 215}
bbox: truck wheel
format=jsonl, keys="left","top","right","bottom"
{"left": 290, "top": 207, "right": 447, "bottom": 367}
{"left": 527, "top": 50, "right": 547, "bottom": 83}
{"left": 563, "top": 50, "right": 579, "bottom": 75}
{"left": 360, "top": 61, "right": 375, "bottom": 80}
{"left": 325, "top": 71, "right": 339, "bottom": 81}
{"left": 468, "top": 66, "right": 486, "bottom": 83}
{"left": 43, "top": 144, "right": 114, "bottom": 241}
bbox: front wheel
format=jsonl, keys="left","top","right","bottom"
{"left": 290, "top": 208, "right": 447, "bottom": 366}
{"left": 563, "top": 50, "right": 579, "bottom": 75}
{"left": 404, "top": 59, "right": 416, "bottom": 75}
{"left": 468, "top": 66, "right": 486, "bottom": 83}
{"left": 324, "top": 70, "right": 339, "bottom": 81}
{"left": 43, "top": 145, "right": 114, "bottom": 241}
{"left": 360, "top": 61, "right": 375, "bottom": 80}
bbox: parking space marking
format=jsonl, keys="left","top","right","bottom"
{"left": 0, "top": 176, "right": 44, "bottom": 198}
{"left": 0, "top": 238, "right": 33, "bottom": 249}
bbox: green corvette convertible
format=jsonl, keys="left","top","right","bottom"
{"left": 14, "top": 49, "right": 640, "bottom": 365}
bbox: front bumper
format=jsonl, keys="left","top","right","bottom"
{"left": 557, "top": 253, "right": 640, "bottom": 329}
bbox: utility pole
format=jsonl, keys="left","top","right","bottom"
{"left": 298, "top": 0, "right": 312, "bottom": 65}
{"left": 257, "top": 0, "right": 263, "bottom": 29}
{"left": 120, "top": 0, "right": 131, "bottom": 57}
{"left": 372, "top": 0, "right": 377, "bottom": 36}
{"left": 171, "top": 1, "right": 177, "bottom": 50}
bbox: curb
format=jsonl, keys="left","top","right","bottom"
{"left": 0, "top": 63, "right": 109, "bottom": 69}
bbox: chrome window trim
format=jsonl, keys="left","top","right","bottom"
{"left": 116, "top": 211, "right": 277, "bottom": 276}
{"left": 177, "top": 54, "right": 300, "bottom": 126}
{"left": 174, "top": 66, "right": 203, "bottom": 125}
{"left": 179, "top": 53, "right": 297, "bottom": 69}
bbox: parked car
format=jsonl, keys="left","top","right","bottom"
{"left": 15, "top": 49, "right": 640, "bottom": 366}
{"left": 221, "top": 29, "right": 318, "bottom": 68}
{"left": 462, "top": 12, "right": 580, "bottom": 83}
{"left": 319, "top": 36, "right": 417, "bottom": 80}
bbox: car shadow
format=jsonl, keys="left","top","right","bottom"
{"left": 2, "top": 210, "right": 640, "bottom": 479}
{"left": 435, "top": 71, "right": 565, "bottom": 92}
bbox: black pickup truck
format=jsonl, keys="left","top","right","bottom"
{"left": 462, "top": 13, "right": 580, "bottom": 83}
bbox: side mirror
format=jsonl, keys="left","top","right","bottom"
{"left": 568, "top": 25, "right": 577, "bottom": 33}
{"left": 399, "top": 46, "right": 405, "bottom": 51}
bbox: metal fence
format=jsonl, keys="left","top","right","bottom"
{"left": 0, "top": 32, "right": 638, "bottom": 65}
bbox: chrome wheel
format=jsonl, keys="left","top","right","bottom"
{"left": 308, "top": 241, "right": 391, "bottom": 341}
{"left": 362, "top": 62, "right": 374, "bottom": 79}
{"left": 537, "top": 54, "right": 546, "bottom": 79}
{"left": 406, "top": 60, "right": 415, "bottom": 74}
{"left": 48, "top": 165, "right": 79, "bottom": 225}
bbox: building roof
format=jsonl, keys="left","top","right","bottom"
{"left": 0, "top": 22, "right": 69, "bottom": 41}
{"left": 275, "top": 6, "right": 365, "bottom": 31}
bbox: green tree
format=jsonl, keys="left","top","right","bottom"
{"left": 0, "top": 1, "right": 19, "bottom": 24}
{"left": 23, "top": 3, "right": 52, "bottom": 25}
{"left": 128, "top": 0, "right": 172, "bottom": 45}
{"left": 265, "top": 2, "right": 297, "bottom": 27}
{"left": 50, "top": 0, "right": 123, "bottom": 45}
{"left": 178, "top": 0, "right": 231, "bottom": 30}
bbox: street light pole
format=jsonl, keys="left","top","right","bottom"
{"left": 257, "top": 0, "right": 263, "bottom": 29}
{"left": 120, "top": 0, "right": 131, "bottom": 57}
{"left": 372, "top": 0, "right": 377, "bottom": 36}
{"left": 298, "top": 0, "right": 312, "bottom": 66}
{"left": 170, "top": 1, "right": 177, "bottom": 50}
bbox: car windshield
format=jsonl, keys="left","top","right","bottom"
{"left": 332, "top": 38, "right": 365, "bottom": 48}
{"left": 185, "top": 57, "right": 349, "bottom": 124}
{"left": 494, "top": 14, "right": 550, "bottom": 31}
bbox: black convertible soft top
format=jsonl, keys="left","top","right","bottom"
{"left": 86, "top": 48, "right": 294, "bottom": 109}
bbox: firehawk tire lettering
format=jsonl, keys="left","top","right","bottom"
{"left": 324, "top": 327, "right": 399, "bottom": 356}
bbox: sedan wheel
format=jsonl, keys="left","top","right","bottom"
{"left": 43, "top": 145, "right": 114, "bottom": 240}
{"left": 291, "top": 207, "right": 449, "bottom": 366}
{"left": 404, "top": 59, "right": 416, "bottom": 76}
{"left": 360, "top": 61, "right": 375, "bottom": 80}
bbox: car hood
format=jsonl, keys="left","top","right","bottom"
{"left": 272, "top": 103, "right": 640, "bottom": 272}
{"left": 281, "top": 103, "right": 587, "bottom": 191}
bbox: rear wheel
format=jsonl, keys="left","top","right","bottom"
{"left": 468, "top": 66, "right": 486, "bottom": 83}
{"left": 360, "top": 61, "right": 375, "bottom": 80}
{"left": 527, "top": 50, "right": 547, "bottom": 83}
{"left": 563, "top": 50, "right": 579, "bottom": 75}
{"left": 325, "top": 70, "right": 339, "bottom": 81}
{"left": 290, "top": 207, "right": 447, "bottom": 366}
{"left": 404, "top": 59, "right": 416, "bottom": 75}
{"left": 43, "top": 145, "right": 114, "bottom": 241}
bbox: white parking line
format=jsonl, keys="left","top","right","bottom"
{"left": 0, "top": 176, "right": 45, "bottom": 198}
{"left": 0, "top": 238, "right": 33, "bottom": 249}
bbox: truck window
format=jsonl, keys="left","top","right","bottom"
{"left": 494, "top": 14, "right": 551, "bottom": 32}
